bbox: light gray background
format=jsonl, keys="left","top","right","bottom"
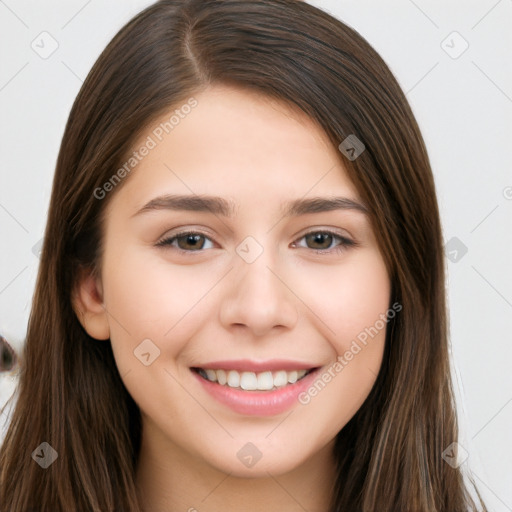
{"left": 0, "top": 0, "right": 511, "bottom": 510}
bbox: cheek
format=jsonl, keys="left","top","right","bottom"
{"left": 292, "top": 250, "right": 390, "bottom": 425}
{"left": 99, "top": 246, "right": 227, "bottom": 422}
{"left": 105, "top": 249, "right": 183, "bottom": 325}
{"left": 100, "top": 246, "right": 226, "bottom": 360}
{"left": 336, "top": 256, "right": 390, "bottom": 350}
{"left": 294, "top": 249, "right": 391, "bottom": 347}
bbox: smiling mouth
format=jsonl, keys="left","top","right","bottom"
{"left": 192, "top": 367, "right": 316, "bottom": 391}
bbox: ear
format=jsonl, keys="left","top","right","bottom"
{"left": 72, "top": 268, "right": 110, "bottom": 340}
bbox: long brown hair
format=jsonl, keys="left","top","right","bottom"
{"left": 0, "top": 1, "right": 487, "bottom": 510}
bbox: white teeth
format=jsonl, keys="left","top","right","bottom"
{"left": 227, "top": 370, "right": 240, "bottom": 388}
{"left": 199, "top": 368, "right": 311, "bottom": 390}
{"left": 240, "top": 372, "right": 258, "bottom": 390}
{"left": 217, "top": 369, "right": 227, "bottom": 385}
{"left": 297, "top": 369, "right": 307, "bottom": 380}
{"left": 273, "top": 370, "right": 288, "bottom": 388}
{"left": 287, "top": 370, "right": 298, "bottom": 384}
{"left": 205, "top": 369, "right": 217, "bottom": 382}
{"left": 257, "top": 371, "right": 274, "bottom": 390}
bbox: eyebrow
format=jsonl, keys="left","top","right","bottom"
{"left": 132, "top": 194, "right": 368, "bottom": 218}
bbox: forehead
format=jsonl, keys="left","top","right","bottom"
{"left": 107, "top": 85, "right": 361, "bottom": 215}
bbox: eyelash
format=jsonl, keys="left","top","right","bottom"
{"left": 155, "top": 229, "right": 357, "bottom": 255}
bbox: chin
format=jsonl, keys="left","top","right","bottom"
{"left": 200, "top": 437, "right": 320, "bottom": 478}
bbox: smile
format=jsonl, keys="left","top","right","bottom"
{"left": 191, "top": 361, "right": 322, "bottom": 416}
{"left": 193, "top": 368, "right": 312, "bottom": 391}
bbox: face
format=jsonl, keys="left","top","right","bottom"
{"left": 78, "top": 85, "right": 390, "bottom": 477}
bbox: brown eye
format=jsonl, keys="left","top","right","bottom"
{"left": 304, "top": 232, "right": 334, "bottom": 249}
{"left": 176, "top": 234, "right": 207, "bottom": 250}
{"left": 293, "top": 230, "right": 356, "bottom": 254}
{"left": 156, "top": 232, "right": 215, "bottom": 251}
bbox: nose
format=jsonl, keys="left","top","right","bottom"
{"left": 219, "top": 251, "right": 298, "bottom": 337}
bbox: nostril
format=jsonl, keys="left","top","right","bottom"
{"left": 0, "top": 335, "right": 17, "bottom": 372}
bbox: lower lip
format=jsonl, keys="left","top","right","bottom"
{"left": 192, "top": 368, "right": 320, "bottom": 416}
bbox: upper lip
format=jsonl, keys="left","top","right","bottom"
{"left": 191, "top": 359, "right": 319, "bottom": 372}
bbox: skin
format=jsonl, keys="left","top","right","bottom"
{"left": 74, "top": 85, "right": 390, "bottom": 512}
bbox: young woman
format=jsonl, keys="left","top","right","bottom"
{"left": 0, "top": 0, "right": 487, "bottom": 510}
